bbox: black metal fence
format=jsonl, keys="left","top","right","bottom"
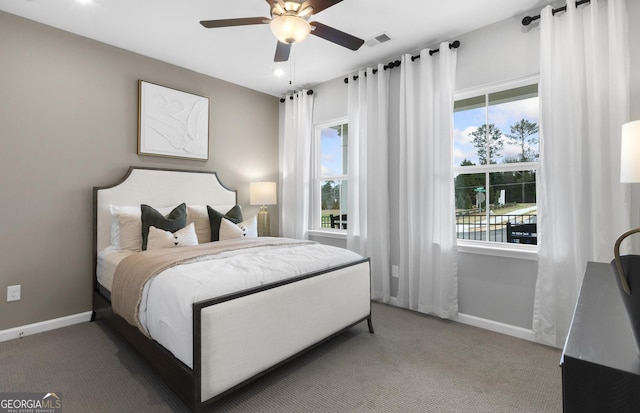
{"left": 320, "top": 213, "right": 538, "bottom": 244}
{"left": 321, "top": 215, "right": 347, "bottom": 229}
{"left": 456, "top": 214, "right": 537, "bottom": 244}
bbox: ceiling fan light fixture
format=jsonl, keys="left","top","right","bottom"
{"left": 297, "top": 6, "right": 313, "bottom": 18}
{"left": 270, "top": 15, "right": 311, "bottom": 44}
{"left": 273, "top": 3, "right": 286, "bottom": 15}
{"left": 284, "top": 1, "right": 301, "bottom": 12}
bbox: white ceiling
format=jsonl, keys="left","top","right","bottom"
{"left": 0, "top": 0, "right": 549, "bottom": 97}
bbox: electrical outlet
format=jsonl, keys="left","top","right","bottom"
{"left": 7, "top": 285, "right": 20, "bottom": 302}
{"left": 391, "top": 265, "right": 399, "bottom": 278}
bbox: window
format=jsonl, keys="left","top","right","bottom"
{"left": 454, "top": 81, "right": 539, "bottom": 246}
{"left": 315, "top": 120, "right": 348, "bottom": 231}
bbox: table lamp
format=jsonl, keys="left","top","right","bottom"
{"left": 250, "top": 181, "right": 277, "bottom": 237}
{"left": 612, "top": 119, "right": 640, "bottom": 351}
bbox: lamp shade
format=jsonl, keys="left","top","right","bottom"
{"left": 269, "top": 15, "right": 310, "bottom": 44}
{"left": 621, "top": 120, "right": 640, "bottom": 183}
{"left": 250, "top": 182, "right": 277, "bottom": 206}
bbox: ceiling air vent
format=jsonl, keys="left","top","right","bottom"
{"left": 365, "top": 32, "right": 392, "bottom": 47}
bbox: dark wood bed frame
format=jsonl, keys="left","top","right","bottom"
{"left": 91, "top": 167, "right": 374, "bottom": 412}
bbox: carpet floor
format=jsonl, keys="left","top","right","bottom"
{"left": 0, "top": 302, "right": 562, "bottom": 412}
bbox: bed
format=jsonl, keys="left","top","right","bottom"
{"left": 92, "top": 166, "right": 373, "bottom": 412}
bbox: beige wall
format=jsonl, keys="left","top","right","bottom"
{"left": 0, "top": 11, "right": 280, "bottom": 330}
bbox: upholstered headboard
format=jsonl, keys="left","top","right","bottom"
{"left": 93, "top": 167, "right": 237, "bottom": 253}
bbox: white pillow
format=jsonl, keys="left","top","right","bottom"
{"left": 109, "top": 205, "right": 141, "bottom": 251}
{"left": 146, "top": 223, "right": 199, "bottom": 250}
{"left": 109, "top": 204, "right": 178, "bottom": 251}
{"left": 219, "top": 215, "right": 258, "bottom": 240}
{"left": 187, "top": 205, "right": 211, "bottom": 244}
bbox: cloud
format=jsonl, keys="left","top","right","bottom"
{"left": 454, "top": 133, "right": 532, "bottom": 164}
{"left": 489, "top": 97, "right": 539, "bottom": 130}
{"left": 454, "top": 125, "right": 479, "bottom": 145}
{"left": 500, "top": 142, "right": 522, "bottom": 159}
{"left": 453, "top": 148, "right": 474, "bottom": 166}
{"left": 322, "top": 153, "right": 336, "bottom": 162}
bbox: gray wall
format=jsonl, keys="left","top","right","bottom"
{"left": 0, "top": 11, "right": 280, "bottom": 330}
{"left": 451, "top": 11, "right": 539, "bottom": 329}
{"left": 456, "top": 0, "right": 640, "bottom": 329}
{"left": 310, "top": 0, "right": 640, "bottom": 330}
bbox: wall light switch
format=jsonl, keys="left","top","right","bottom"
{"left": 7, "top": 285, "right": 20, "bottom": 302}
{"left": 391, "top": 265, "right": 399, "bottom": 278}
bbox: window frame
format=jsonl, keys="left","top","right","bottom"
{"left": 311, "top": 117, "right": 349, "bottom": 234}
{"left": 454, "top": 75, "right": 540, "bottom": 260}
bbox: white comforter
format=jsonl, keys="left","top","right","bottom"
{"left": 109, "top": 238, "right": 363, "bottom": 368}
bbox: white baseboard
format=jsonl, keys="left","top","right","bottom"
{"left": 383, "top": 298, "right": 533, "bottom": 342}
{"left": 2, "top": 308, "right": 533, "bottom": 345}
{"left": 0, "top": 311, "right": 93, "bottom": 343}
{"left": 387, "top": 297, "right": 401, "bottom": 307}
{"left": 454, "top": 313, "right": 533, "bottom": 342}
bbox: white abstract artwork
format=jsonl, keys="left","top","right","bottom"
{"left": 138, "top": 81, "right": 209, "bottom": 160}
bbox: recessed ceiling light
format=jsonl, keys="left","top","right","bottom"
{"left": 273, "top": 68, "right": 285, "bottom": 77}
{"left": 77, "top": 0, "right": 93, "bottom": 4}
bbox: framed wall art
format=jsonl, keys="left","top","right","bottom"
{"left": 138, "top": 80, "right": 210, "bottom": 160}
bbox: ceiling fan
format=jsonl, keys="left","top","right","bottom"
{"left": 200, "top": 0, "right": 365, "bottom": 62}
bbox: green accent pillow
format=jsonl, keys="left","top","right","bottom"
{"left": 207, "top": 205, "right": 243, "bottom": 242}
{"left": 141, "top": 203, "right": 187, "bottom": 251}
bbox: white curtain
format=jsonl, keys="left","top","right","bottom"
{"left": 280, "top": 91, "right": 315, "bottom": 240}
{"left": 396, "top": 45, "right": 459, "bottom": 317}
{"left": 534, "top": 0, "right": 630, "bottom": 347}
{"left": 347, "top": 65, "right": 392, "bottom": 302}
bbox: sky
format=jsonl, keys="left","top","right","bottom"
{"left": 454, "top": 96, "right": 539, "bottom": 166}
{"left": 319, "top": 94, "right": 539, "bottom": 177}
{"left": 320, "top": 125, "right": 345, "bottom": 178}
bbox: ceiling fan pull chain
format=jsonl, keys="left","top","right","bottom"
{"left": 289, "top": 48, "right": 295, "bottom": 87}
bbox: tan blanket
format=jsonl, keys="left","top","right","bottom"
{"left": 111, "top": 237, "right": 314, "bottom": 337}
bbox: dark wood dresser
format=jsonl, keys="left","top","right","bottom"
{"left": 562, "top": 261, "right": 640, "bottom": 412}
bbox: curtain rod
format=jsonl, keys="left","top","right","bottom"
{"left": 279, "top": 89, "right": 314, "bottom": 103}
{"left": 522, "top": 0, "right": 591, "bottom": 26}
{"left": 343, "top": 40, "right": 461, "bottom": 84}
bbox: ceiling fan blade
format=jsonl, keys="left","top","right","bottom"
{"left": 200, "top": 17, "right": 268, "bottom": 28}
{"left": 309, "top": 21, "right": 364, "bottom": 50}
{"left": 301, "top": 0, "right": 343, "bottom": 14}
{"left": 274, "top": 41, "right": 292, "bottom": 62}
